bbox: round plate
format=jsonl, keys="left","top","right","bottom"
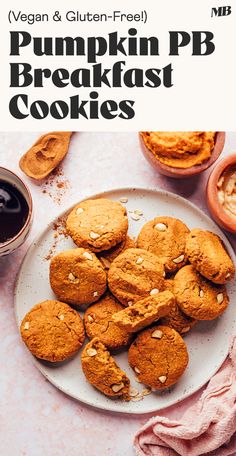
{"left": 14, "top": 188, "right": 236, "bottom": 414}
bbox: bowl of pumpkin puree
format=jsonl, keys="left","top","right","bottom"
{"left": 139, "top": 131, "right": 225, "bottom": 178}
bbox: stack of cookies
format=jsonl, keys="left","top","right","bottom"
{"left": 20, "top": 198, "right": 235, "bottom": 401}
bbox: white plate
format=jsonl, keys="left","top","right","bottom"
{"left": 14, "top": 188, "right": 236, "bottom": 414}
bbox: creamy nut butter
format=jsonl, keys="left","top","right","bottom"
{"left": 217, "top": 166, "right": 236, "bottom": 219}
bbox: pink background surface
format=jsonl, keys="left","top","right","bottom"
{"left": 0, "top": 132, "right": 236, "bottom": 456}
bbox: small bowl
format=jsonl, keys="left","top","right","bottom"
{"left": 0, "top": 167, "right": 33, "bottom": 256}
{"left": 206, "top": 154, "right": 236, "bottom": 234}
{"left": 139, "top": 132, "right": 225, "bottom": 179}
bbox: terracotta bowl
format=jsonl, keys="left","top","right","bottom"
{"left": 0, "top": 167, "right": 33, "bottom": 256}
{"left": 139, "top": 132, "right": 225, "bottom": 179}
{"left": 206, "top": 154, "right": 236, "bottom": 234}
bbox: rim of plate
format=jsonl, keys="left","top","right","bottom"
{"left": 14, "top": 187, "right": 236, "bottom": 415}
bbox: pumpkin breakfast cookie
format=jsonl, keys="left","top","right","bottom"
{"left": 108, "top": 248, "right": 165, "bottom": 306}
{"left": 66, "top": 198, "right": 128, "bottom": 252}
{"left": 98, "top": 235, "right": 136, "bottom": 269}
{"left": 112, "top": 290, "right": 175, "bottom": 333}
{"left": 137, "top": 216, "right": 189, "bottom": 274}
{"left": 160, "top": 303, "right": 196, "bottom": 335}
{"left": 50, "top": 248, "right": 107, "bottom": 307}
{"left": 128, "top": 325, "right": 189, "bottom": 389}
{"left": 161, "top": 278, "right": 196, "bottom": 334}
{"left": 185, "top": 229, "right": 235, "bottom": 284}
{"left": 173, "top": 265, "right": 229, "bottom": 320}
{"left": 81, "top": 337, "right": 130, "bottom": 399}
{"left": 20, "top": 300, "right": 85, "bottom": 362}
{"left": 84, "top": 293, "right": 132, "bottom": 350}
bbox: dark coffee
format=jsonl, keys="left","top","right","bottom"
{"left": 0, "top": 180, "right": 29, "bottom": 244}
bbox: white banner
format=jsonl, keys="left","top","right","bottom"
{"left": 0, "top": 0, "right": 235, "bottom": 130}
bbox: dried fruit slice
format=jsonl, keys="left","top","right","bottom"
{"left": 19, "top": 131, "right": 72, "bottom": 180}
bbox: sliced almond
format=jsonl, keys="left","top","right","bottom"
{"left": 173, "top": 254, "right": 185, "bottom": 264}
{"left": 218, "top": 190, "right": 225, "bottom": 205}
{"left": 89, "top": 231, "right": 100, "bottom": 240}
{"left": 142, "top": 388, "right": 151, "bottom": 396}
{"left": 83, "top": 252, "right": 93, "bottom": 261}
{"left": 76, "top": 207, "right": 84, "bottom": 215}
{"left": 112, "top": 383, "right": 124, "bottom": 392}
{"left": 182, "top": 326, "right": 190, "bottom": 333}
{"left": 68, "top": 272, "right": 76, "bottom": 282}
{"left": 163, "top": 271, "right": 166, "bottom": 278}
{"left": 59, "top": 314, "right": 64, "bottom": 321}
{"left": 86, "top": 348, "right": 97, "bottom": 357}
{"left": 226, "top": 273, "right": 231, "bottom": 279}
{"left": 100, "top": 257, "right": 111, "bottom": 269}
{"left": 93, "top": 291, "right": 98, "bottom": 297}
{"left": 120, "top": 197, "right": 128, "bottom": 203}
{"left": 199, "top": 289, "right": 204, "bottom": 298}
{"left": 87, "top": 315, "right": 94, "bottom": 323}
{"left": 151, "top": 329, "right": 163, "bottom": 339}
{"left": 158, "top": 375, "right": 167, "bottom": 384}
{"left": 217, "top": 176, "right": 224, "bottom": 188}
{"left": 131, "top": 214, "right": 140, "bottom": 221}
{"left": 129, "top": 387, "right": 139, "bottom": 397}
{"left": 128, "top": 301, "right": 133, "bottom": 306}
{"left": 24, "top": 322, "right": 30, "bottom": 330}
{"left": 217, "top": 293, "right": 224, "bottom": 304}
{"left": 134, "top": 209, "right": 143, "bottom": 216}
{"left": 131, "top": 394, "right": 143, "bottom": 402}
{"left": 136, "top": 257, "right": 144, "bottom": 265}
{"left": 155, "top": 223, "right": 167, "bottom": 232}
{"left": 134, "top": 366, "right": 141, "bottom": 374}
{"left": 150, "top": 288, "right": 159, "bottom": 296}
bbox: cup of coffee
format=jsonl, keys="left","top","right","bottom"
{"left": 0, "top": 167, "right": 33, "bottom": 256}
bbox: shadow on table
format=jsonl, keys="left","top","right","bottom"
{"left": 163, "top": 174, "right": 205, "bottom": 199}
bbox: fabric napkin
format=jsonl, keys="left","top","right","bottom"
{"left": 134, "top": 336, "right": 236, "bottom": 456}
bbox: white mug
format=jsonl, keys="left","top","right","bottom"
{"left": 0, "top": 167, "right": 33, "bottom": 256}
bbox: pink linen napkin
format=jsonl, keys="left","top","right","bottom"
{"left": 134, "top": 336, "right": 236, "bottom": 456}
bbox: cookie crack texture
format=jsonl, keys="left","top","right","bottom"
{"left": 174, "top": 265, "right": 229, "bottom": 320}
{"left": 185, "top": 229, "right": 235, "bottom": 284}
{"left": 84, "top": 294, "right": 132, "bottom": 350}
{"left": 128, "top": 325, "right": 188, "bottom": 390}
{"left": 49, "top": 248, "right": 107, "bottom": 307}
{"left": 81, "top": 338, "right": 130, "bottom": 399}
{"left": 66, "top": 199, "right": 128, "bottom": 253}
{"left": 137, "top": 217, "right": 189, "bottom": 273}
{"left": 20, "top": 300, "right": 85, "bottom": 362}
{"left": 108, "top": 248, "right": 164, "bottom": 306}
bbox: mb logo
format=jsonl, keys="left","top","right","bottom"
{"left": 211, "top": 5, "right": 232, "bottom": 16}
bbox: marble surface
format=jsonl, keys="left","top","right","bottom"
{"left": 0, "top": 132, "right": 236, "bottom": 456}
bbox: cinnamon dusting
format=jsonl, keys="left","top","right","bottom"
{"left": 41, "top": 166, "right": 70, "bottom": 204}
{"left": 44, "top": 214, "right": 69, "bottom": 261}
{"left": 19, "top": 131, "right": 72, "bottom": 180}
